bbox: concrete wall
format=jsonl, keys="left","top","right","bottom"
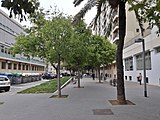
{"left": 123, "top": 27, "right": 160, "bottom": 86}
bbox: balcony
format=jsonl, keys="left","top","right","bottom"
{"left": 113, "top": 36, "right": 119, "bottom": 44}
{"left": 113, "top": 14, "right": 118, "bottom": 22}
{"left": 112, "top": 25, "right": 119, "bottom": 33}
{"left": 112, "top": 22, "right": 119, "bottom": 30}
{"left": 0, "top": 52, "right": 45, "bottom": 66}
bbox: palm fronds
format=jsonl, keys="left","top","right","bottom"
{"left": 73, "top": 0, "right": 97, "bottom": 24}
{"left": 73, "top": 0, "right": 85, "bottom": 7}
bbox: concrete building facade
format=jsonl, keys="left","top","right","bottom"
{"left": 0, "top": 9, "right": 45, "bottom": 74}
{"left": 92, "top": 3, "right": 160, "bottom": 86}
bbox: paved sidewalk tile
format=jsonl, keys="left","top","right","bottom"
{"left": 0, "top": 77, "right": 160, "bottom": 120}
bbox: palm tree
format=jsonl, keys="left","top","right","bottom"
{"left": 73, "top": 0, "right": 127, "bottom": 104}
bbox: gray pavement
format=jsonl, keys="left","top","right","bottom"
{"left": 0, "top": 77, "right": 160, "bottom": 120}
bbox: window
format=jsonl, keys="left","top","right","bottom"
{"left": 136, "top": 28, "right": 139, "bottom": 32}
{"left": 5, "top": 48, "right": 7, "bottom": 53}
{"left": 34, "top": 66, "right": 36, "bottom": 71}
{"left": 110, "top": 74, "right": 112, "bottom": 78}
{"left": 8, "top": 63, "right": 12, "bottom": 69}
{"left": 42, "top": 67, "right": 44, "bottom": 71}
{"left": 32, "top": 66, "right": 34, "bottom": 70}
{"left": 23, "top": 65, "right": 25, "bottom": 70}
{"left": 155, "top": 46, "right": 160, "bottom": 53}
{"left": 136, "top": 51, "right": 151, "bottom": 70}
{"left": 1, "top": 46, "right": 4, "bottom": 53}
{"left": 2, "top": 62, "right": 6, "bottom": 69}
{"left": 136, "top": 54, "right": 143, "bottom": 70}
{"left": 145, "top": 52, "right": 151, "bottom": 70}
{"left": 13, "top": 64, "right": 17, "bottom": 70}
{"left": 125, "top": 76, "right": 127, "bottom": 80}
{"left": 124, "top": 57, "right": 133, "bottom": 71}
{"left": 36, "top": 66, "right": 38, "bottom": 71}
{"left": 129, "top": 76, "right": 132, "bottom": 81}
{"left": 114, "top": 74, "right": 116, "bottom": 78}
{"left": 26, "top": 65, "right": 29, "bottom": 70}
{"left": 18, "top": 64, "right": 21, "bottom": 70}
{"left": 8, "top": 51, "right": 11, "bottom": 54}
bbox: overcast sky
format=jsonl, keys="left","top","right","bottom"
{"left": 38, "top": 0, "right": 96, "bottom": 24}
{"left": 0, "top": 0, "right": 96, "bottom": 26}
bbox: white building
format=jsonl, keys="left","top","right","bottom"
{"left": 91, "top": 3, "right": 160, "bottom": 86}
{"left": 123, "top": 26, "right": 160, "bottom": 85}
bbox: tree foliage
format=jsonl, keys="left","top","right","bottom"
{"left": 65, "top": 20, "right": 91, "bottom": 67}
{"left": 72, "top": 0, "right": 160, "bottom": 105}
{"left": 128, "top": 0, "right": 160, "bottom": 34}
{"left": 10, "top": 8, "right": 74, "bottom": 70}
{"left": 87, "top": 35, "right": 116, "bottom": 67}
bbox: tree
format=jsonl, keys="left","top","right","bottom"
{"left": 73, "top": 0, "right": 160, "bottom": 104}
{"left": 87, "top": 35, "right": 116, "bottom": 83}
{"left": 11, "top": 8, "right": 74, "bottom": 97}
{"left": 73, "top": 0, "right": 127, "bottom": 104}
{"left": 128, "top": 0, "right": 160, "bottom": 35}
{"left": 65, "top": 20, "right": 92, "bottom": 88}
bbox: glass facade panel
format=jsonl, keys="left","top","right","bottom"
{"left": 8, "top": 63, "right": 12, "bottom": 69}
{"left": 136, "top": 51, "right": 151, "bottom": 70}
{"left": 2, "top": 62, "right": 6, "bottom": 69}
{"left": 124, "top": 57, "right": 133, "bottom": 71}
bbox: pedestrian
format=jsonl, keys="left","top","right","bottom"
{"left": 105, "top": 73, "right": 107, "bottom": 78}
{"left": 100, "top": 73, "right": 103, "bottom": 80}
{"left": 112, "top": 75, "right": 117, "bottom": 87}
{"left": 138, "top": 73, "right": 142, "bottom": 85}
{"left": 113, "top": 78, "right": 116, "bottom": 87}
{"left": 92, "top": 73, "right": 95, "bottom": 80}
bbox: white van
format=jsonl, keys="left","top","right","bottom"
{"left": 0, "top": 76, "right": 11, "bottom": 92}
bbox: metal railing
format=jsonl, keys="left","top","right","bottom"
{"left": 0, "top": 52, "right": 45, "bottom": 65}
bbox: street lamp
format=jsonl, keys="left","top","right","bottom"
{"left": 135, "top": 38, "right": 147, "bottom": 97}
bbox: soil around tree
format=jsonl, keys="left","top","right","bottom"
{"left": 50, "top": 95, "right": 68, "bottom": 98}
{"left": 73, "top": 86, "right": 84, "bottom": 88}
{"left": 108, "top": 100, "right": 135, "bottom": 105}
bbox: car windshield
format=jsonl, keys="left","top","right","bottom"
{"left": 0, "top": 77, "right": 8, "bottom": 81}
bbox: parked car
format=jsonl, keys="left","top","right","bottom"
{"left": 41, "top": 73, "right": 55, "bottom": 79}
{"left": 0, "top": 76, "right": 11, "bottom": 92}
{"left": 54, "top": 74, "right": 63, "bottom": 78}
{"left": 61, "top": 72, "right": 70, "bottom": 76}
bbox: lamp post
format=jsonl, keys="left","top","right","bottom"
{"left": 135, "top": 38, "right": 147, "bottom": 97}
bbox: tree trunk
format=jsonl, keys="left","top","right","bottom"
{"left": 103, "top": 64, "right": 105, "bottom": 80}
{"left": 98, "top": 67, "right": 101, "bottom": 83}
{"left": 57, "top": 53, "right": 61, "bottom": 97}
{"left": 77, "top": 66, "right": 81, "bottom": 88}
{"left": 116, "top": 0, "right": 127, "bottom": 104}
{"left": 109, "top": 0, "right": 119, "bottom": 8}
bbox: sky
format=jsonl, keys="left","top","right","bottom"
{"left": 38, "top": 0, "right": 96, "bottom": 24}
{"left": 0, "top": 0, "right": 96, "bottom": 26}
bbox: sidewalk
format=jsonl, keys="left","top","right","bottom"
{"left": 0, "top": 77, "right": 160, "bottom": 120}
{"left": 60, "top": 78, "right": 160, "bottom": 120}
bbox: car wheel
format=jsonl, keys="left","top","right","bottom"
{"left": 5, "top": 87, "right": 10, "bottom": 92}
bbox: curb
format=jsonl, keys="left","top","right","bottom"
{"left": 54, "top": 77, "right": 73, "bottom": 94}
